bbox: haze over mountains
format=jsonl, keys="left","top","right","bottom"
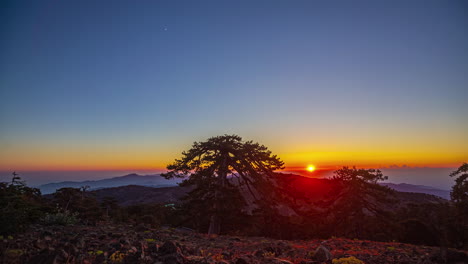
{"left": 1, "top": 167, "right": 454, "bottom": 191}
{"left": 381, "top": 183, "right": 450, "bottom": 200}
{"left": 37, "top": 173, "right": 450, "bottom": 199}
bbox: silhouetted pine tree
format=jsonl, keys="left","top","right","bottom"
{"left": 162, "top": 135, "right": 284, "bottom": 234}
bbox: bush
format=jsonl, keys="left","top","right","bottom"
{"left": 41, "top": 210, "right": 79, "bottom": 226}
{"left": 332, "top": 256, "right": 364, "bottom": 264}
{"left": 0, "top": 176, "right": 45, "bottom": 234}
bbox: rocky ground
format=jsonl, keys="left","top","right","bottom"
{"left": 1, "top": 224, "right": 467, "bottom": 264}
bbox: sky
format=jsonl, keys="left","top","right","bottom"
{"left": 1, "top": 1, "right": 467, "bottom": 187}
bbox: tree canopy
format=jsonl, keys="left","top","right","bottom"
{"left": 321, "top": 167, "right": 394, "bottom": 238}
{"left": 0, "top": 173, "right": 44, "bottom": 234}
{"left": 449, "top": 163, "right": 468, "bottom": 247}
{"left": 450, "top": 163, "right": 468, "bottom": 208}
{"left": 162, "top": 135, "right": 284, "bottom": 234}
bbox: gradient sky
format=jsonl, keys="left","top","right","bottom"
{"left": 1, "top": 1, "right": 467, "bottom": 179}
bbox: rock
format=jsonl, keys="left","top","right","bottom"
{"left": 431, "top": 249, "right": 468, "bottom": 264}
{"left": 176, "top": 227, "right": 195, "bottom": 233}
{"left": 124, "top": 252, "right": 141, "bottom": 263}
{"left": 235, "top": 257, "right": 249, "bottom": 264}
{"left": 284, "top": 250, "right": 296, "bottom": 258}
{"left": 40, "top": 230, "right": 53, "bottom": 239}
{"left": 271, "top": 258, "right": 293, "bottom": 264}
{"left": 185, "top": 256, "right": 212, "bottom": 264}
{"left": 110, "top": 241, "right": 122, "bottom": 250}
{"left": 447, "top": 249, "right": 468, "bottom": 263}
{"left": 71, "top": 236, "right": 85, "bottom": 249}
{"left": 135, "top": 224, "right": 147, "bottom": 232}
{"left": 68, "top": 245, "right": 79, "bottom": 255}
{"left": 160, "top": 254, "right": 186, "bottom": 264}
{"left": 221, "top": 251, "right": 232, "bottom": 259}
{"left": 312, "top": 245, "right": 332, "bottom": 263}
{"left": 26, "top": 248, "right": 69, "bottom": 264}
{"left": 26, "top": 249, "right": 57, "bottom": 264}
{"left": 254, "top": 249, "right": 265, "bottom": 257}
{"left": 277, "top": 241, "right": 292, "bottom": 251}
{"left": 95, "top": 253, "right": 106, "bottom": 263}
{"left": 160, "top": 241, "right": 180, "bottom": 255}
{"left": 264, "top": 246, "right": 282, "bottom": 256}
{"left": 33, "top": 239, "right": 48, "bottom": 250}
{"left": 57, "top": 248, "right": 69, "bottom": 260}
{"left": 88, "top": 232, "right": 98, "bottom": 238}
{"left": 158, "top": 241, "right": 185, "bottom": 264}
{"left": 129, "top": 246, "right": 138, "bottom": 253}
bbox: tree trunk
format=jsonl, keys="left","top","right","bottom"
{"left": 208, "top": 214, "right": 221, "bottom": 235}
{"left": 208, "top": 154, "right": 228, "bottom": 235}
{"left": 439, "top": 205, "right": 450, "bottom": 264}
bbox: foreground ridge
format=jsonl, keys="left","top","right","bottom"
{"left": 1, "top": 224, "right": 467, "bottom": 264}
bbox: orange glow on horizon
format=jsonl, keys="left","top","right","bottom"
{"left": 0, "top": 141, "right": 466, "bottom": 172}
{"left": 0, "top": 158, "right": 464, "bottom": 172}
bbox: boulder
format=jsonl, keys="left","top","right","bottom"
{"left": 312, "top": 245, "right": 332, "bottom": 263}
{"left": 235, "top": 257, "right": 249, "bottom": 264}
{"left": 160, "top": 241, "right": 180, "bottom": 255}
{"left": 254, "top": 249, "right": 265, "bottom": 257}
{"left": 271, "top": 258, "right": 293, "bottom": 264}
{"left": 158, "top": 241, "right": 185, "bottom": 264}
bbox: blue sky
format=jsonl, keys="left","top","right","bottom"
{"left": 1, "top": 1, "right": 467, "bottom": 185}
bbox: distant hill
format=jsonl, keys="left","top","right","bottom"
{"left": 91, "top": 185, "right": 193, "bottom": 206}
{"left": 381, "top": 182, "right": 450, "bottom": 200}
{"left": 38, "top": 173, "right": 181, "bottom": 194}
{"left": 38, "top": 173, "right": 451, "bottom": 200}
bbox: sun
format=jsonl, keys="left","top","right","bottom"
{"left": 307, "top": 165, "right": 316, "bottom": 172}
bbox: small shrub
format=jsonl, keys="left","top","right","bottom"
{"left": 41, "top": 210, "right": 79, "bottom": 226}
{"left": 263, "top": 251, "right": 275, "bottom": 258}
{"left": 109, "top": 251, "right": 125, "bottom": 262}
{"left": 212, "top": 253, "right": 224, "bottom": 261}
{"left": 332, "top": 256, "right": 364, "bottom": 264}
{"left": 88, "top": 250, "right": 104, "bottom": 255}
{"left": 5, "top": 249, "right": 24, "bottom": 257}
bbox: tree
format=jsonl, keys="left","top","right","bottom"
{"left": 450, "top": 163, "right": 468, "bottom": 210}
{"left": 101, "top": 196, "right": 119, "bottom": 219}
{"left": 162, "top": 135, "right": 284, "bottom": 234}
{"left": 53, "top": 187, "right": 101, "bottom": 223}
{"left": 0, "top": 172, "right": 45, "bottom": 234}
{"left": 321, "top": 166, "right": 394, "bottom": 239}
{"left": 449, "top": 162, "right": 468, "bottom": 247}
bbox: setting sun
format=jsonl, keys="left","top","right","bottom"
{"left": 307, "top": 165, "right": 316, "bottom": 172}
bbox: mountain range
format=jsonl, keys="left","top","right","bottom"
{"left": 381, "top": 182, "right": 450, "bottom": 200}
{"left": 38, "top": 173, "right": 181, "bottom": 194}
{"left": 38, "top": 173, "right": 450, "bottom": 200}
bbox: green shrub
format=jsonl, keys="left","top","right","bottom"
{"left": 332, "top": 256, "right": 364, "bottom": 264}
{"left": 0, "top": 176, "right": 45, "bottom": 234}
{"left": 41, "top": 210, "right": 79, "bottom": 226}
